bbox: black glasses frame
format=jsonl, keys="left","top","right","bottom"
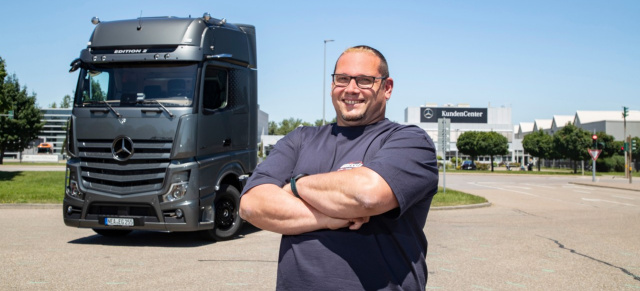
{"left": 331, "top": 74, "right": 388, "bottom": 89}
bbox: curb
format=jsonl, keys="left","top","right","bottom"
{"left": 431, "top": 202, "right": 492, "bottom": 211}
{"left": 569, "top": 182, "right": 640, "bottom": 192}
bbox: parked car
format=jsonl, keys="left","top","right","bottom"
{"left": 461, "top": 160, "right": 477, "bottom": 170}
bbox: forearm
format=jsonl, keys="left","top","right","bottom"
{"left": 295, "top": 167, "right": 398, "bottom": 219}
{"left": 239, "top": 184, "right": 352, "bottom": 235}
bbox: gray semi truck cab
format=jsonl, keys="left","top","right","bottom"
{"left": 63, "top": 13, "right": 257, "bottom": 240}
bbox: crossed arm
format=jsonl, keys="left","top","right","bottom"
{"left": 239, "top": 167, "right": 398, "bottom": 235}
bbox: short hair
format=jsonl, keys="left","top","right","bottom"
{"left": 333, "top": 45, "right": 389, "bottom": 78}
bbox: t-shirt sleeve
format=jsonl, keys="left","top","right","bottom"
{"left": 240, "top": 128, "right": 302, "bottom": 196}
{"left": 365, "top": 126, "right": 439, "bottom": 218}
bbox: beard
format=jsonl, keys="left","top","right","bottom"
{"left": 341, "top": 112, "right": 365, "bottom": 122}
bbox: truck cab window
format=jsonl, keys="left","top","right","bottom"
{"left": 203, "top": 67, "right": 228, "bottom": 111}
{"left": 75, "top": 63, "right": 197, "bottom": 107}
{"left": 81, "top": 70, "right": 110, "bottom": 103}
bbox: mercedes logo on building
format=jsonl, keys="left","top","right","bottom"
{"left": 111, "top": 136, "right": 134, "bottom": 161}
{"left": 423, "top": 108, "right": 434, "bottom": 119}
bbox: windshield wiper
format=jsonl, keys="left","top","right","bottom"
{"left": 86, "top": 100, "right": 122, "bottom": 118}
{"left": 137, "top": 99, "right": 175, "bottom": 118}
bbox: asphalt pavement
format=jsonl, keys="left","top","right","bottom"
{"left": 2, "top": 167, "right": 640, "bottom": 290}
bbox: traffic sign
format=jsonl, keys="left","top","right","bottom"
{"left": 588, "top": 149, "right": 601, "bottom": 161}
{"left": 437, "top": 118, "right": 450, "bottom": 157}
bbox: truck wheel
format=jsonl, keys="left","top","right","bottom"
{"left": 92, "top": 228, "right": 132, "bottom": 237}
{"left": 200, "top": 184, "right": 243, "bottom": 241}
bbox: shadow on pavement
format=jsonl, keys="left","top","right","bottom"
{"left": 68, "top": 223, "right": 263, "bottom": 247}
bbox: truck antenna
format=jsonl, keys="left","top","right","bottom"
{"left": 137, "top": 11, "right": 143, "bottom": 30}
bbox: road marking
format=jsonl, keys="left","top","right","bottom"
{"left": 472, "top": 285, "right": 493, "bottom": 290}
{"left": 564, "top": 185, "right": 593, "bottom": 191}
{"left": 471, "top": 182, "right": 540, "bottom": 197}
{"left": 470, "top": 182, "right": 578, "bottom": 205}
{"left": 524, "top": 183, "right": 555, "bottom": 189}
{"left": 581, "top": 198, "right": 636, "bottom": 206}
{"left": 573, "top": 190, "right": 592, "bottom": 194}
{"left": 504, "top": 186, "right": 532, "bottom": 190}
{"left": 612, "top": 195, "right": 635, "bottom": 200}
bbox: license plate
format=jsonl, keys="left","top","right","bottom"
{"left": 104, "top": 217, "right": 134, "bottom": 227}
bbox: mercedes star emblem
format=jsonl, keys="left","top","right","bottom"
{"left": 423, "top": 108, "right": 434, "bottom": 119}
{"left": 111, "top": 136, "right": 134, "bottom": 161}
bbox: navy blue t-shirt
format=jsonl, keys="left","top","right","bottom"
{"left": 241, "top": 119, "right": 439, "bottom": 290}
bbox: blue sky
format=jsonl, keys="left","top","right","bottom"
{"left": 1, "top": 0, "right": 638, "bottom": 125}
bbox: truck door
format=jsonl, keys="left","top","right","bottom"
{"left": 197, "top": 64, "right": 250, "bottom": 157}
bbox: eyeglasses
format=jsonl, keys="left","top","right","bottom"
{"left": 331, "top": 74, "right": 387, "bottom": 89}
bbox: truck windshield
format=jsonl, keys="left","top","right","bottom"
{"left": 75, "top": 63, "right": 198, "bottom": 107}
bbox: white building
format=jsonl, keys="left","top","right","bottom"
{"left": 550, "top": 115, "right": 574, "bottom": 135}
{"left": 533, "top": 119, "right": 552, "bottom": 134}
{"left": 404, "top": 103, "right": 522, "bottom": 164}
{"left": 573, "top": 110, "right": 640, "bottom": 140}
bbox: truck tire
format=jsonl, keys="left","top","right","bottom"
{"left": 92, "top": 228, "right": 132, "bottom": 237}
{"left": 200, "top": 184, "right": 243, "bottom": 241}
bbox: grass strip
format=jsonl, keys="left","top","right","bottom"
{"left": 432, "top": 187, "right": 487, "bottom": 207}
{"left": 0, "top": 171, "right": 65, "bottom": 203}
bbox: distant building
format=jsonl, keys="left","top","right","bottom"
{"left": 533, "top": 119, "right": 552, "bottom": 134}
{"left": 549, "top": 115, "right": 573, "bottom": 135}
{"left": 573, "top": 110, "right": 640, "bottom": 140}
{"left": 37, "top": 108, "right": 71, "bottom": 154}
{"left": 3, "top": 108, "right": 71, "bottom": 160}
{"left": 404, "top": 103, "right": 523, "bottom": 164}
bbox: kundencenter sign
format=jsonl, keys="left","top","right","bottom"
{"left": 420, "top": 107, "right": 488, "bottom": 123}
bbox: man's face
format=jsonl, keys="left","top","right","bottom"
{"left": 331, "top": 51, "right": 393, "bottom": 127}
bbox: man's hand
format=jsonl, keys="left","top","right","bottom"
{"left": 288, "top": 169, "right": 399, "bottom": 219}
{"left": 284, "top": 182, "right": 370, "bottom": 230}
{"left": 240, "top": 184, "right": 369, "bottom": 235}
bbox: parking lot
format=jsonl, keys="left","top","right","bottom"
{"left": 1, "top": 173, "right": 639, "bottom": 290}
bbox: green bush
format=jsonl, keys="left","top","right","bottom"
{"left": 477, "top": 163, "right": 490, "bottom": 171}
{"left": 450, "top": 157, "right": 462, "bottom": 166}
{"left": 596, "top": 155, "right": 625, "bottom": 172}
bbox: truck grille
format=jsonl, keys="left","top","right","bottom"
{"left": 77, "top": 139, "right": 172, "bottom": 194}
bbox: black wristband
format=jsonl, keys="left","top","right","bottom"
{"left": 290, "top": 173, "right": 307, "bottom": 199}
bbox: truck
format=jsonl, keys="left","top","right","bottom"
{"left": 63, "top": 13, "right": 258, "bottom": 241}
{"left": 37, "top": 143, "right": 54, "bottom": 154}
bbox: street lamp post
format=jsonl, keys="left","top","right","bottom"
{"left": 323, "top": 39, "right": 334, "bottom": 125}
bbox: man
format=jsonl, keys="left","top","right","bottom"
{"left": 239, "top": 45, "right": 438, "bottom": 290}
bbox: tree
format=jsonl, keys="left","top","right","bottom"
{"left": 456, "top": 131, "right": 480, "bottom": 161}
{"left": 0, "top": 74, "right": 44, "bottom": 164}
{"left": 552, "top": 123, "right": 591, "bottom": 173}
{"left": 522, "top": 129, "right": 553, "bottom": 171}
{"left": 268, "top": 121, "right": 278, "bottom": 135}
{"left": 0, "top": 57, "right": 7, "bottom": 112}
{"left": 268, "top": 117, "right": 336, "bottom": 135}
{"left": 61, "top": 94, "right": 72, "bottom": 108}
{"left": 49, "top": 102, "right": 57, "bottom": 108}
{"left": 476, "top": 131, "right": 509, "bottom": 172}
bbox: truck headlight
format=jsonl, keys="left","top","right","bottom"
{"left": 66, "top": 180, "right": 84, "bottom": 200}
{"left": 162, "top": 182, "right": 188, "bottom": 202}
